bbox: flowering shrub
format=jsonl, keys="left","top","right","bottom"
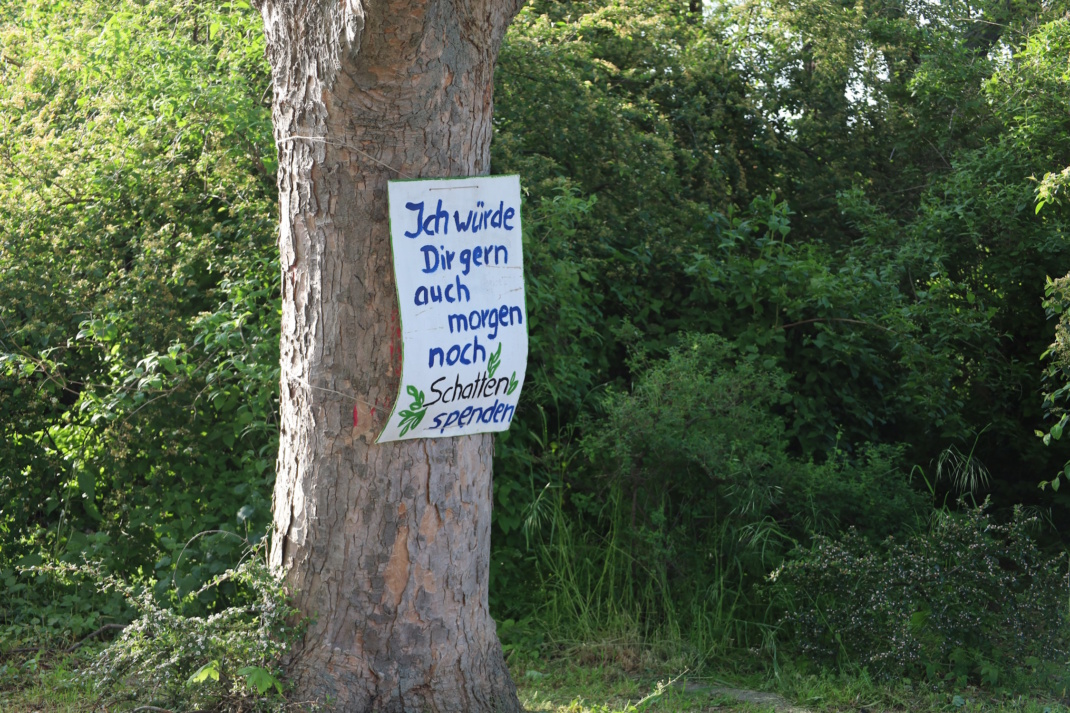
{"left": 87, "top": 556, "right": 303, "bottom": 712}
{"left": 775, "top": 503, "right": 1069, "bottom": 688}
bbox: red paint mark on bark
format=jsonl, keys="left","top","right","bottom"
{"left": 353, "top": 405, "right": 359, "bottom": 428}
{"left": 371, "top": 395, "right": 392, "bottom": 420}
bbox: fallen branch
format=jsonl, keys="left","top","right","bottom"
{"left": 1, "top": 623, "right": 126, "bottom": 658}
{"left": 64, "top": 623, "right": 126, "bottom": 652}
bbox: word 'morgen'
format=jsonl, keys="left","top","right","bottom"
{"left": 403, "top": 199, "right": 517, "bottom": 239}
{"left": 448, "top": 304, "right": 523, "bottom": 340}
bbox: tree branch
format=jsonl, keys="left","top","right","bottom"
{"left": 778, "top": 317, "right": 894, "bottom": 332}
{"left": 64, "top": 623, "right": 126, "bottom": 653}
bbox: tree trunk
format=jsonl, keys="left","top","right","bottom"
{"left": 254, "top": 0, "right": 522, "bottom": 710}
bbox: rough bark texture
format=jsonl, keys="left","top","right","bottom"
{"left": 255, "top": 0, "right": 522, "bottom": 709}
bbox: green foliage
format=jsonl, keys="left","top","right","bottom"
{"left": 490, "top": 1, "right": 1025, "bottom": 635}
{"left": 1023, "top": 19, "right": 1070, "bottom": 493}
{"left": 0, "top": 546, "right": 130, "bottom": 650}
{"left": 557, "top": 334, "right": 792, "bottom": 647}
{"left": 518, "top": 335, "right": 924, "bottom": 659}
{"left": 680, "top": 193, "right": 995, "bottom": 454}
{"left": 5, "top": 0, "right": 1070, "bottom": 693}
{"left": 491, "top": 0, "right": 1023, "bottom": 478}
{"left": 831, "top": 9, "right": 1070, "bottom": 494}
{"left": 776, "top": 503, "right": 1069, "bottom": 690}
{"left": 783, "top": 445, "right": 927, "bottom": 543}
{"left": 79, "top": 554, "right": 301, "bottom": 712}
{"left": 1041, "top": 273, "right": 1070, "bottom": 484}
{"left": 0, "top": 0, "right": 278, "bottom": 637}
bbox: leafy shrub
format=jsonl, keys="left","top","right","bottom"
{"left": 520, "top": 334, "right": 925, "bottom": 656}
{"left": 0, "top": 542, "right": 130, "bottom": 650}
{"left": 0, "top": 0, "right": 280, "bottom": 633}
{"left": 775, "top": 502, "right": 1069, "bottom": 689}
{"left": 1038, "top": 270, "right": 1070, "bottom": 493}
{"left": 82, "top": 554, "right": 302, "bottom": 712}
{"left": 781, "top": 445, "right": 927, "bottom": 542}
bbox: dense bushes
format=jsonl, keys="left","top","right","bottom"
{"left": 492, "top": 2, "right": 1003, "bottom": 461}
{"left": 0, "top": 0, "right": 278, "bottom": 636}
{"left": 86, "top": 555, "right": 300, "bottom": 712}
{"left": 776, "top": 504, "right": 1069, "bottom": 688}
{"left": 3, "top": 0, "right": 1070, "bottom": 695}
{"left": 515, "top": 334, "right": 927, "bottom": 656}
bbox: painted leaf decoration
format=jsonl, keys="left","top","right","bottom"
{"left": 488, "top": 343, "right": 502, "bottom": 378}
{"left": 398, "top": 402, "right": 427, "bottom": 436}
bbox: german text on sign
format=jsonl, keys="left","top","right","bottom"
{"left": 377, "top": 176, "right": 527, "bottom": 442}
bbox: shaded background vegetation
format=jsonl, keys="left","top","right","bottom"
{"left": 4, "top": 0, "right": 1070, "bottom": 694}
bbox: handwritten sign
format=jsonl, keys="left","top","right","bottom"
{"left": 377, "top": 176, "right": 527, "bottom": 443}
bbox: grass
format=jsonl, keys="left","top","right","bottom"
{"left": 3, "top": 642, "right": 1070, "bottom": 713}
{"left": 509, "top": 642, "right": 1070, "bottom": 713}
{"left": 0, "top": 649, "right": 99, "bottom": 713}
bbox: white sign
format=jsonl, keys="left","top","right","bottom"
{"left": 377, "top": 175, "right": 527, "bottom": 443}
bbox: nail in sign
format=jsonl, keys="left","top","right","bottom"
{"left": 377, "top": 175, "right": 528, "bottom": 442}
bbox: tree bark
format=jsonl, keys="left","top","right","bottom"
{"left": 254, "top": 0, "right": 522, "bottom": 710}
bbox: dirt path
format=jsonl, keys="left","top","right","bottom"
{"left": 677, "top": 682, "right": 812, "bottom": 712}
